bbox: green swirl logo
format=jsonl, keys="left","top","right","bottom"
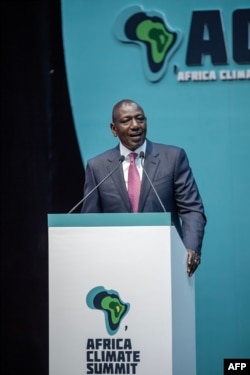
{"left": 113, "top": 5, "right": 182, "bottom": 82}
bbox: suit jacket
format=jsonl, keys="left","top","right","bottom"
{"left": 81, "top": 140, "right": 206, "bottom": 254}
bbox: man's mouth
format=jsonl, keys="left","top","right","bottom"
{"left": 129, "top": 132, "right": 142, "bottom": 137}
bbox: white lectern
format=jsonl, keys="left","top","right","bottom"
{"left": 48, "top": 213, "right": 196, "bottom": 375}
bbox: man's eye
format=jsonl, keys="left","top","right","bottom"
{"left": 120, "top": 116, "right": 145, "bottom": 124}
{"left": 137, "top": 116, "right": 145, "bottom": 121}
{"left": 121, "top": 119, "right": 130, "bottom": 124}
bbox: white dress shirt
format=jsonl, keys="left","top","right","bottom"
{"left": 119, "top": 140, "right": 147, "bottom": 189}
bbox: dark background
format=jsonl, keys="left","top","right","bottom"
{"left": 1, "top": 1, "right": 84, "bottom": 373}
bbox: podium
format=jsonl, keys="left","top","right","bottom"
{"left": 48, "top": 213, "right": 196, "bottom": 375}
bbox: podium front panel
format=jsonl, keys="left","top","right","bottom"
{"left": 48, "top": 213, "right": 195, "bottom": 375}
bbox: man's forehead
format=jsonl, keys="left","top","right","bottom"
{"left": 116, "top": 102, "right": 143, "bottom": 114}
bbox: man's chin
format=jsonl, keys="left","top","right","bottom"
{"left": 127, "top": 137, "right": 145, "bottom": 150}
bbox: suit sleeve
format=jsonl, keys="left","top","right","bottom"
{"left": 81, "top": 161, "right": 102, "bottom": 213}
{"left": 173, "top": 148, "right": 206, "bottom": 254}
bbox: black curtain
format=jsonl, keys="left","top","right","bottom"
{"left": 1, "top": 1, "right": 84, "bottom": 374}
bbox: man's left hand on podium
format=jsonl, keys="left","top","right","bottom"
{"left": 186, "top": 249, "right": 201, "bottom": 277}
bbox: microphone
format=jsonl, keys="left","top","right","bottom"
{"left": 68, "top": 155, "right": 125, "bottom": 213}
{"left": 139, "top": 151, "right": 167, "bottom": 213}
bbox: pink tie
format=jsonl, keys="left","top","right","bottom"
{"left": 128, "top": 152, "right": 141, "bottom": 212}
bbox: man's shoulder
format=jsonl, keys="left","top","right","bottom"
{"left": 87, "top": 147, "right": 119, "bottom": 164}
{"left": 149, "top": 140, "right": 184, "bottom": 154}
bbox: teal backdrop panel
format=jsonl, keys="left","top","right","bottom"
{"left": 61, "top": 1, "right": 250, "bottom": 374}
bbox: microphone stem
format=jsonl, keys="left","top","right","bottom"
{"left": 68, "top": 157, "right": 124, "bottom": 214}
{"left": 140, "top": 155, "right": 167, "bottom": 213}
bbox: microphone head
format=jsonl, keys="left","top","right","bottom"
{"left": 139, "top": 151, "right": 145, "bottom": 159}
{"left": 119, "top": 155, "right": 125, "bottom": 162}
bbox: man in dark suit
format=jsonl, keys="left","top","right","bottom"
{"left": 81, "top": 99, "right": 206, "bottom": 276}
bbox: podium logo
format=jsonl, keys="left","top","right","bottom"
{"left": 86, "top": 286, "right": 130, "bottom": 336}
{"left": 113, "top": 5, "right": 182, "bottom": 82}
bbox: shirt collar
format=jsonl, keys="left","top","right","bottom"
{"left": 119, "top": 140, "right": 147, "bottom": 159}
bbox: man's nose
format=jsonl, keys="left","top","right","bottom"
{"left": 130, "top": 117, "right": 139, "bottom": 127}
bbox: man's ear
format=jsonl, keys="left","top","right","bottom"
{"left": 110, "top": 122, "right": 117, "bottom": 137}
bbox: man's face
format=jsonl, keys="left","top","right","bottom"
{"left": 110, "top": 102, "right": 147, "bottom": 151}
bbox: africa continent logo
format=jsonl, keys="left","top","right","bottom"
{"left": 113, "top": 5, "right": 182, "bottom": 82}
{"left": 86, "top": 286, "right": 130, "bottom": 336}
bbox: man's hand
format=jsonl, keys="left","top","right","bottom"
{"left": 186, "top": 249, "right": 201, "bottom": 277}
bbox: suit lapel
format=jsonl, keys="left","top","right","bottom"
{"left": 106, "top": 147, "right": 131, "bottom": 211}
{"left": 139, "top": 141, "right": 160, "bottom": 211}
